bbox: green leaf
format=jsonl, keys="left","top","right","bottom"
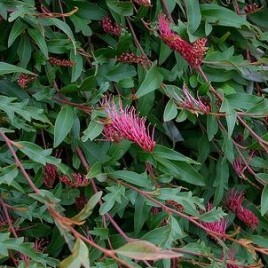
{"left": 154, "top": 156, "right": 205, "bottom": 186}
{"left": 54, "top": 105, "right": 75, "bottom": 147}
{"left": 70, "top": 49, "right": 83, "bottom": 82}
{"left": 184, "top": 0, "right": 201, "bottom": 34}
{"left": 199, "top": 207, "right": 226, "bottom": 222}
{"left": 106, "top": 0, "right": 133, "bottom": 16}
{"left": 261, "top": 185, "right": 268, "bottom": 216}
{"left": 220, "top": 98, "right": 237, "bottom": 139}
{"left": 60, "top": 239, "right": 90, "bottom": 268}
{"left": 28, "top": 28, "right": 48, "bottom": 58}
{"left": 134, "top": 194, "right": 151, "bottom": 235}
{"left": 163, "top": 99, "right": 177, "bottom": 122}
{"left": 19, "top": 141, "right": 61, "bottom": 166}
{"left": 153, "top": 145, "right": 199, "bottom": 164}
{"left": 213, "top": 158, "right": 229, "bottom": 206}
{"left": 136, "top": 64, "right": 163, "bottom": 98}
{"left": 72, "top": 191, "right": 102, "bottom": 222}
{"left": 8, "top": 18, "right": 27, "bottom": 47}
{"left": 39, "top": 18, "right": 76, "bottom": 53}
{"left": 0, "top": 165, "right": 18, "bottom": 185}
{"left": 0, "top": 62, "right": 36, "bottom": 76}
{"left": 114, "top": 240, "right": 181, "bottom": 260}
{"left": 99, "top": 185, "right": 125, "bottom": 215}
{"left": 201, "top": 4, "right": 250, "bottom": 28}
{"left": 81, "top": 120, "right": 104, "bottom": 142}
{"left": 207, "top": 114, "right": 218, "bottom": 141}
{"left": 109, "top": 170, "right": 153, "bottom": 188}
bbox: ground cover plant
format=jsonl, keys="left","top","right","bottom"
{"left": 0, "top": 0, "right": 268, "bottom": 267}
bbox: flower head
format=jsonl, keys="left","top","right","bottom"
{"left": 158, "top": 14, "right": 207, "bottom": 68}
{"left": 236, "top": 207, "right": 259, "bottom": 229}
{"left": 43, "top": 163, "right": 58, "bottom": 188}
{"left": 17, "top": 73, "right": 36, "bottom": 88}
{"left": 101, "top": 16, "right": 122, "bottom": 36}
{"left": 226, "top": 189, "right": 259, "bottom": 229}
{"left": 117, "top": 52, "right": 150, "bottom": 67}
{"left": 132, "top": 0, "right": 151, "bottom": 7}
{"left": 102, "top": 98, "right": 156, "bottom": 152}
{"left": 244, "top": 3, "right": 262, "bottom": 14}
{"left": 49, "top": 57, "right": 75, "bottom": 67}
{"left": 177, "top": 84, "right": 210, "bottom": 114}
{"left": 232, "top": 158, "right": 247, "bottom": 178}
{"left": 200, "top": 203, "right": 227, "bottom": 236}
{"left": 60, "top": 173, "right": 89, "bottom": 188}
{"left": 226, "top": 188, "right": 244, "bottom": 213}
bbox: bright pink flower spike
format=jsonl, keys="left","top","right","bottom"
{"left": 103, "top": 100, "right": 156, "bottom": 152}
{"left": 158, "top": 14, "right": 207, "bottom": 68}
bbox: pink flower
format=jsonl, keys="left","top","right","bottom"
{"left": 226, "top": 189, "right": 259, "bottom": 229}
{"left": 101, "top": 16, "right": 122, "bottom": 37}
{"left": 102, "top": 99, "right": 156, "bottom": 152}
{"left": 17, "top": 73, "right": 36, "bottom": 88}
{"left": 226, "top": 250, "right": 239, "bottom": 268}
{"left": 226, "top": 188, "right": 244, "bottom": 213}
{"left": 232, "top": 158, "right": 247, "bottom": 178}
{"left": 43, "top": 164, "right": 58, "bottom": 188}
{"left": 132, "top": 0, "right": 151, "bottom": 7}
{"left": 177, "top": 85, "right": 210, "bottom": 114}
{"left": 158, "top": 14, "right": 207, "bottom": 68}
{"left": 200, "top": 204, "right": 227, "bottom": 236}
{"left": 60, "top": 173, "right": 89, "bottom": 188}
{"left": 236, "top": 207, "right": 259, "bottom": 229}
{"left": 117, "top": 52, "right": 150, "bottom": 67}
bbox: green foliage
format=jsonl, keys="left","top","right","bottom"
{"left": 0, "top": 0, "right": 268, "bottom": 267}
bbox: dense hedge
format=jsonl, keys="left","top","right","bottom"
{"left": 0, "top": 0, "right": 268, "bottom": 267}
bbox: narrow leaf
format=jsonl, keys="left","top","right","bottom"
{"left": 163, "top": 99, "right": 178, "bottom": 122}
{"left": 114, "top": 240, "right": 182, "bottom": 260}
{"left": 0, "top": 62, "right": 36, "bottom": 76}
{"left": 54, "top": 105, "right": 75, "bottom": 147}
{"left": 109, "top": 170, "right": 152, "bottom": 188}
{"left": 261, "top": 185, "right": 268, "bottom": 216}
{"left": 184, "top": 0, "right": 201, "bottom": 33}
{"left": 60, "top": 239, "right": 90, "bottom": 268}
{"left": 72, "top": 192, "right": 102, "bottom": 222}
{"left": 136, "top": 64, "right": 163, "bottom": 98}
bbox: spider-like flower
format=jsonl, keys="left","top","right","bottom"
{"left": 226, "top": 188, "right": 244, "bottom": 213}
{"left": 102, "top": 99, "right": 156, "bottom": 152}
{"left": 226, "top": 189, "right": 259, "bottom": 229}
{"left": 132, "top": 0, "right": 151, "bottom": 7}
{"left": 60, "top": 173, "right": 89, "bottom": 188}
{"left": 236, "top": 207, "right": 259, "bottom": 230}
{"left": 200, "top": 203, "right": 227, "bottom": 236}
{"left": 17, "top": 73, "right": 36, "bottom": 88}
{"left": 232, "top": 158, "right": 247, "bottom": 178}
{"left": 244, "top": 3, "right": 262, "bottom": 14}
{"left": 158, "top": 14, "right": 207, "bottom": 68}
{"left": 177, "top": 85, "right": 210, "bottom": 114}
{"left": 101, "top": 16, "right": 122, "bottom": 37}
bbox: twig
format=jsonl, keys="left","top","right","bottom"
{"left": 75, "top": 147, "right": 134, "bottom": 243}
{"left": 0, "top": 131, "right": 40, "bottom": 195}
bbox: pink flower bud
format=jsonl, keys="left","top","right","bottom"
{"left": 158, "top": 14, "right": 207, "bottom": 68}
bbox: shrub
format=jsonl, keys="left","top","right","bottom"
{"left": 0, "top": 1, "right": 268, "bottom": 267}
